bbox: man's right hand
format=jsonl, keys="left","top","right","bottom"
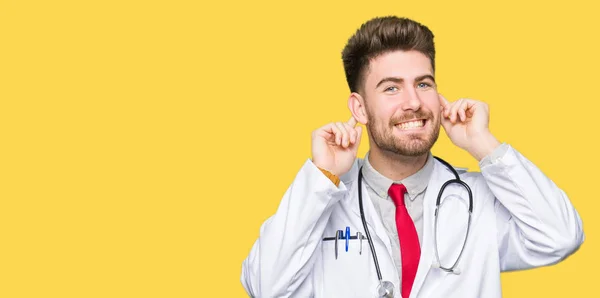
{"left": 311, "top": 117, "right": 363, "bottom": 177}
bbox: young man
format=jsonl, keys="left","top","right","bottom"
{"left": 240, "top": 16, "right": 584, "bottom": 298}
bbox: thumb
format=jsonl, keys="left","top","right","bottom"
{"left": 440, "top": 109, "right": 452, "bottom": 132}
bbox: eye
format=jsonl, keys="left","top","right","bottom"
{"left": 417, "top": 82, "right": 431, "bottom": 89}
{"left": 385, "top": 86, "right": 399, "bottom": 92}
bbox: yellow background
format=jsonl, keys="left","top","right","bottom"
{"left": 1, "top": 0, "right": 598, "bottom": 297}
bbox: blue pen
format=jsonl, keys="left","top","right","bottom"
{"left": 345, "top": 226, "right": 350, "bottom": 252}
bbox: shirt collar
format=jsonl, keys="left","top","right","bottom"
{"left": 362, "top": 151, "right": 434, "bottom": 201}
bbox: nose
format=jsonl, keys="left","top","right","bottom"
{"left": 401, "top": 86, "right": 422, "bottom": 111}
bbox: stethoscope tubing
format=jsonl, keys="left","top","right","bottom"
{"left": 356, "top": 156, "right": 473, "bottom": 295}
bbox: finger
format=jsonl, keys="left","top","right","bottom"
{"left": 458, "top": 107, "right": 466, "bottom": 122}
{"left": 466, "top": 102, "right": 476, "bottom": 118}
{"left": 325, "top": 122, "right": 342, "bottom": 146}
{"left": 440, "top": 109, "right": 452, "bottom": 131}
{"left": 442, "top": 96, "right": 453, "bottom": 118}
{"left": 351, "top": 126, "right": 363, "bottom": 151}
{"left": 343, "top": 122, "right": 358, "bottom": 144}
{"left": 347, "top": 116, "right": 357, "bottom": 127}
{"left": 450, "top": 98, "right": 465, "bottom": 123}
{"left": 335, "top": 122, "right": 350, "bottom": 148}
{"left": 458, "top": 99, "right": 469, "bottom": 122}
{"left": 438, "top": 94, "right": 450, "bottom": 115}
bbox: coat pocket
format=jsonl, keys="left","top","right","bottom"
{"left": 318, "top": 239, "right": 378, "bottom": 297}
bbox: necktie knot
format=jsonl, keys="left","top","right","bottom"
{"left": 388, "top": 183, "right": 407, "bottom": 207}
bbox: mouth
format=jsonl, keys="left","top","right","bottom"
{"left": 394, "top": 119, "right": 427, "bottom": 131}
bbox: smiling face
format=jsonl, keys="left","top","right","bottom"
{"left": 360, "top": 50, "right": 441, "bottom": 157}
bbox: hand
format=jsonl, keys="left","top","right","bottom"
{"left": 438, "top": 94, "right": 501, "bottom": 161}
{"left": 311, "top": 117, "right": 363, "bottom": 176}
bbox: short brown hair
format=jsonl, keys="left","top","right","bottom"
{"left": 341, "top": 16, "right": 436, "bottom": 93}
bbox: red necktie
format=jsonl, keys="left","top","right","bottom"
{"left": 388, "top": 183, "right": 421, "bottom": 298}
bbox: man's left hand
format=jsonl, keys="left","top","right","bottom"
{"left": 438, "top": 94, "right": 501, "bottom": 161}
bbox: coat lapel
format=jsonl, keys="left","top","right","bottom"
{"left": 342, "top": 162, "right": 394, "bottom": 261}
{"left": 340, "top": 160, "right": 396, "bottom": 281}
{"left": 409, "top": 159, "right": 456, "bottom": 297}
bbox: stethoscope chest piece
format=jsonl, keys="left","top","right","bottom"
{"left": 376, "top": 280, "right": 394, "bottom": 298}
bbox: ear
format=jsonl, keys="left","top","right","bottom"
{"left": 348, "top": 92, "right": 368, "bottom": 125}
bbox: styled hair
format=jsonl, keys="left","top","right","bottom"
{"left": 341, "top": 16, "right": 436, "bottom": 93}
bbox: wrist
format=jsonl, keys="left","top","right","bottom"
{"left": 468, "top": 132, "right": 501, "bottom": 161}
{"left": 312, "top": 159, "right": 329, "bottom": 173}
{"left": 318, "top": 167, "right": 340, "bottom": 187}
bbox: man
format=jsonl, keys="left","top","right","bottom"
{"left": 240, "top": 16, "right": 584, "bottom": 298}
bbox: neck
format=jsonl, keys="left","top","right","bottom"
{"left": 367, "top": 146, "right": 429, "bottom": 181}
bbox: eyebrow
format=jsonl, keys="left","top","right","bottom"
{"left": 415, "top": 74, "right": 436, "bottom": 83}
{"left": 375, "top": 74, "right": 436, "bottom": 88}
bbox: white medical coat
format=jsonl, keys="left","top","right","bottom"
{"left": 240, "top": 145, "right": 584, "bottom": 297}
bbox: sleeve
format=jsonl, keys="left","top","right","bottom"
{"left": 240, "top": 159, "right": 349, "bottom": 297}
{"left": 479, "top": 144, "right": 585, "bottom": 271}
{"left": 318, "top": 167, "right": 340, "bottom": 187}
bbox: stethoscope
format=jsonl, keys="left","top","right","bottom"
{"left": 357, "top": 156, "right": 473, "bottom": 298}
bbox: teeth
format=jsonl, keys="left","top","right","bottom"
{"left": 398, "top": 120, "right": 424, "bottom": 130}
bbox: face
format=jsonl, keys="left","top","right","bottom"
{"left": 360, "top": 50, "right": 441, "bottom": 157}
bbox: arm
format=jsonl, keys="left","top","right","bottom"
{"left": 437, "top": 95, "right": 584, "bottom": 271}
{"left": 480, "top": 144, "right": 584, "bottom": 271}
{"left": 240, "top": 160, "right": 348, "bottom": 297}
